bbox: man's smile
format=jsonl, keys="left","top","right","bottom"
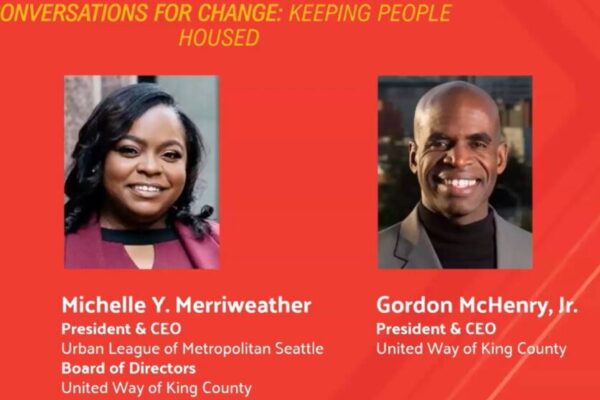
{"left": 441, "top": 178, "right": 478, "bottom": 188}
{"left": 433, "top": 173, "right": 482, "bottom": 197}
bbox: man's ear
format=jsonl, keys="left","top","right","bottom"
{"left": 497, "top": 142, "right": 508, "bottom": 174}
{"left": 409, "top": 141, "right": 418, "bottom": 174}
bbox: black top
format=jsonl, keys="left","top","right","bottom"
{"left": 417, "top": 203, "right": 496, "bottom": 269}
{"left": 101, "top": 227, "right": 178, "bottom": 245}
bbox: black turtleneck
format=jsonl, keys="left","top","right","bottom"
{"left": 417, "top": 203, "right": 496, "bottom": 269}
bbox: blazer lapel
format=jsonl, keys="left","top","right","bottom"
{"left": 395, "top": 207, "right": 442, "bottom": 269}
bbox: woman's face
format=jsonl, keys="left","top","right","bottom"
{"left": 101, "top": 105, "right": 187, "bottom": 229}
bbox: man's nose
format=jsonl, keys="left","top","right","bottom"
{"left": 137, "top": 154, "right": 162, "bottom": 175}
{"left": 443, "top": 143, "right": 473, "bottom": 168}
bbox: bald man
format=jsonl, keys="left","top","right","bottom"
{"left": 378, "top": 81, "right": 531, "bottom": 269}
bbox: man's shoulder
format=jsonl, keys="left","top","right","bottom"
{"left": 379, "top": 212, "right": 417, "bottom": 253}
{"left": 378, "top": 222, "right": 403, "bottom": 268}
{"left": 493, "top": 212, "right": 532, "bottom": 269}
{"left": 378, "top": 221, "right": 402, "bottom": 242}
{"left": 494, "top": 213, "right": 531, "bottom": 239}
{"left": 378, "top": 208, "right": 425, "bottom": 268}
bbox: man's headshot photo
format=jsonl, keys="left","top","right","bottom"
{"left": 378, "top": 76, "right": 532, "bottom": 269}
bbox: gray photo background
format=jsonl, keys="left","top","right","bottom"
{"left": 64, "top": 75, "right": 219, "bottom": 219}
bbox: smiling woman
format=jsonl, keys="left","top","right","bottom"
{"left": 64, "top": 83, "right": 219, "bottom": 269}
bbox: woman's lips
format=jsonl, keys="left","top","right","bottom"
{"left": 128, "top": 184, "right": 166, "bottom": 198}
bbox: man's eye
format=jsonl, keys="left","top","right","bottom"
{"left": 429, "top": 140, "right": 449, "bottom": 150}
{"left": 116, "top": 146, "right": 139, "bottom": 157}
{"left": 471, "top": 141, "right": 488, "bottom": 149}
{"left": 163, "top": 151, "right": 182, "bottom": 161}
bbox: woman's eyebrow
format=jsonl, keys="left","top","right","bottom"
{"left": 120, "top": 135, "right": 145, "bottom": 145}
{"left": 158, "top": 140, "right": 185, "bottom": 150}
{"left": 119, "top": 135, "right": 184, "bottom": 150}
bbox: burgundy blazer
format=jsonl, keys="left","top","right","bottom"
{"left": 65, "top": 217, "right": 220, "bottom": 269}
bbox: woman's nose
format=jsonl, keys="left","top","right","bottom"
{"left": 136, "top": 154, "right": 161, "bottom": 175}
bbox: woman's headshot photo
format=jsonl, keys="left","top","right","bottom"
{"left": 64, "top": 76, "right": 219, "bottom": 269}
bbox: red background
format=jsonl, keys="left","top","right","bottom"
{"left": 1, "top": 0, "right": 599, "bottom": 398}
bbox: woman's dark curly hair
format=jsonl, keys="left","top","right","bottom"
{"left": 65, "top": 83, "right": 213, "bottom": 237}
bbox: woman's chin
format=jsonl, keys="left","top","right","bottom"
{"left": 132, "top": 216, "right": 168, "bottom": 229}
{"left": 115, "top": 210, "right": 169, "bottom": 229}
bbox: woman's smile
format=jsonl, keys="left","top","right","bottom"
{"left": 127, "top": 183, "right": 168, "bottom": 198}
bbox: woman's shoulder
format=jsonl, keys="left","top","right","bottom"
{"left": 175, "top": 219, "right": 220, "bottom": 269}
{"left": 64, "top": 217, "right": 103, "bottom": 268}
{"left": 175, "top": 219, "right": 220, "bottom": 244}
{"left": 206, "top": 220, "right": 220, "bottom": 242}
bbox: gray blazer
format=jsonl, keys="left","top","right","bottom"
{"left": 378, "top": 207, "right": 531, "bottom": 269}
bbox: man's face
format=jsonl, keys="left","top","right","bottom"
{"left": 410, "top": 93, "right": 507, "bottom": 225}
